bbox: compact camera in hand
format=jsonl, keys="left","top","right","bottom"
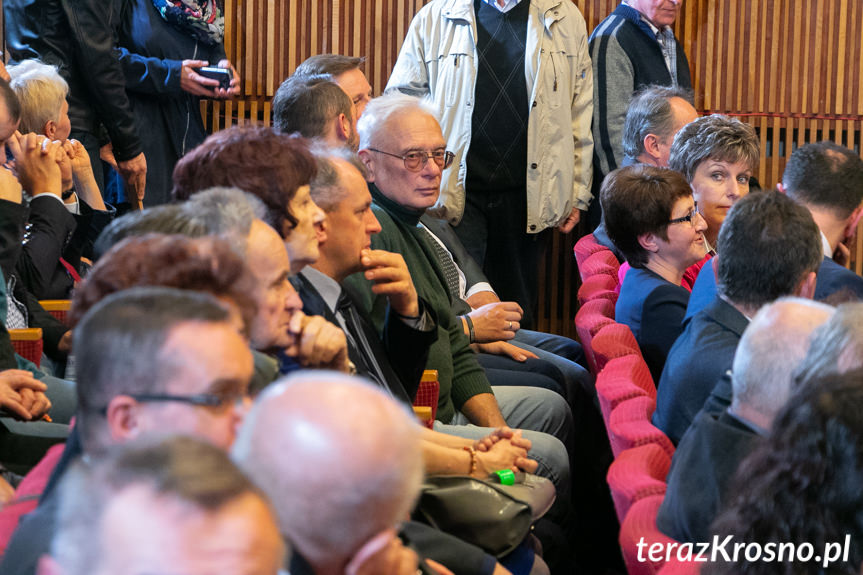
{"left": 197, "top": 66, "right": 232, "bottom": 90}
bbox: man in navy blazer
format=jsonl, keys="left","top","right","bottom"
{"left": 654, "top": 192, "right": 823, "bottom": 445}
{"left": 779, "top": 141, "right": 863, "bottom": 302}
{"left": 657, "top": 298, "right": 834, "bottom": 543}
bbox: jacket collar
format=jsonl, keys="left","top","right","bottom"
{"left": 369, "top": 183, "right": 425, "bottom": 227}
{"left": 703, "top": 295, "right": 750, "bottom": 337}
{"left": 442, "top": 0, "right": 564, "bottom": 29}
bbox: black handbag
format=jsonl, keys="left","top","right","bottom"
{"left": 412, "top": 474, "right": 556, "bottom": 558}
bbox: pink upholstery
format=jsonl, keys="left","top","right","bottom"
{"left": 0, "top": 443, "right": 65, "bottom": 554}
{"left": 608, "top": 396, "right": 675, "bottom": 459}
{"left": 573, "top": 233, "right": 612, "bottom": 269}
{"left": 574, "top": 299, "right": 616, "bottom": 375}
{"left": 579, "top": 250, "right": 621, "bottom": 281}
{"left": 577, "top": 273, "right": 619, "bottom": 306}
{"left": 591, "top": 323, "right": 641, "bottom": 373}
{"left": 606, "top": 444, "right": 672, "bottom": 522}
{"left": 596, "top": 372, "right": 649, "bottom": 427}
{"left": 619, "top": 495, "right": 679, "bottom": 575}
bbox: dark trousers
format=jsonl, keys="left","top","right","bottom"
{"left": 453, "top": 186, "right": 549, "bottom": 330}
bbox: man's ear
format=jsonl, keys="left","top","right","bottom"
{"left": 357, "top": 149, "right": 375, "bottom": 183}
{"left": 105, "top": 395, "right": 143, "bottom": 444}
{"left": 795, "top": 270, "right": 818, "bottom": 300}
{"left": 637, "top": 232, "right": 660, "bottom": 254}
{"left": 36, "top": 555, "right": 64, "bottom": 575}
{"left": 642, "top": 133, "right": 662, "bottom": 164}
{"left": 43, "top": 120, "right": 57, "bottom": 140}
{"left": 335, "top": 113, "right": 351, "bottom": 143}
{"left": 844, "top": 205, "right": 863, "bottom": 238}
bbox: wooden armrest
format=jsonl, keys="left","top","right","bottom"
{"left": 421, "top": 370, "right": 439, "bottom": 382}
{"left": 38, "top": 300, "right": 71, "bottom": 312}
{"left": 8, "top": 328, "right": 43, "bottom": 341}
{"left": 413, "top": 406, "right": 433, "bottom": 422}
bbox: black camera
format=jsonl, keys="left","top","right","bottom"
{"left": 197, "top": 66, "right": 232, "bottom": 91}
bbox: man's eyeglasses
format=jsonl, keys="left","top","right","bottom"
{"left": 367, "top": 148, "right": 455, "bottom": 172}
{"left": 97, "top": 391, "right": 248, "bottom": 415}
{"left": 668, "top": 203, "right": 700, "bottom": 227}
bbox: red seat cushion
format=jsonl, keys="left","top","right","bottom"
{"left": 577, "top": 273, "right": 619, "bottom": 306}
{"left": 608, "top": 396, "right": 675, "bottom": 459}
{"left": 607, "top": 443, "right": 671, "bottom": 522}
{"left": 591, "top": 323, "right": 642, "bottom": 373}
{"left": 619, "top": 495, "right": 680, "bottom": 575}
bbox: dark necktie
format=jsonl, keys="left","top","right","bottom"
{"left": 420, "top": 226, "right": 461, "bottom": 300}
{"left": 335, "top": 291, "right": 389, "bottom": 391}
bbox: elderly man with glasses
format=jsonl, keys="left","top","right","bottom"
{"left": 345, "top": 92, "right": 582, "bottom": 568}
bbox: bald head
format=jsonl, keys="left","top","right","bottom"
{"left": 731, "top": 297, "right": 835, "bottom": 427}
{"left": 233, "top": 372, "right": 423, "bottom": 569}
{"left": 794, "top": 302, "right": 863, "bottom": 387}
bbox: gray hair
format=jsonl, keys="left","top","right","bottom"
{"left": 7, "top": 59, "right": 68, "bottom": 134}
{"left": 622, "top": 85, "right": 693, "bottom": 159}
{"left": 73, "top": 287, "right": 231, "bottom": 454}
{"left": 732, "top": 298, "right": 834, "bottom": 419}
{"left": 182, "top": 186, "right": 267, "bottom": 256}
{"left": 309, "top": 146, "right": 368, "bottom": 210}
{"left": 357, "top": 92, "right": 439, "bottom": 149}
{"left": 668, "top": 114, "right": 760, "bottom": 182}
{"left": 93, "top": 205, "right": 206, "bottom": 260}
{"left": 794, "top": 302, "right": 863, "bottom": 387}
{"left": 233, "top": 371, "right": 423, "bottom": 565}
{"left": 51, "top": 436, "right": 275, "bottom": 575}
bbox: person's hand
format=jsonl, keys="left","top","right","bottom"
{"left": 0, "top": 369, "right": 50, "bottom": 420}
{"left": 63, "top": 139, "right": 94, "bottom": 179}
{"left": 55, "top": 141, "right": 73, "bottom": 193}
{"left": 474, "top": 426, "right": 532, "bottom": 452}
{"left": 557, "top": 206, "right": 582, "bottom": 234}
{"left": 180, "top": 59, "right": 220, "bottom": 97}
{"left": 0, "top": 476, "right": 14, "bottom": 505}
{"left": 0, "top": 164, "right": 23, "bottom": 204}
{"left": 17, "top": 387, "right": 51, "bottom": 420}
{"left": 475, "top": 437, "right": 538, "bottom": 476}
{"left": 347, "top": 531, "right": 420, "bottom": 575}
{"left": 64, "top": 139, "right": 106, "bottom": 210}
{"left": 473, "top": 341, "right": 538, "bottom": 362}
{"left": 99, "top": 142, "right": 119, "bottom": 171}
{"left": 58, "top": 330, "right": 72, "bottom": 354}
{"left": 467, "top": 301, "right": 523, "bottom": 342}
{"left": 834, "top": 239, "right": 852, "bottom": 267}
{"left": 216, "top": 59, "right": 241, "bottom": 99}
{"left": 361, "top": 249, "right": 420, "bottom": 318}
{"left": 7, "top": 132, "right": 63, "bottom": 197}
{"left": 116, "top": 151, "right": 147, "bottom": 207}
{"left": 285, "top": 313, "right": 351, "bottom": 372}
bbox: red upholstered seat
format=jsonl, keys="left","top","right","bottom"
{"left": 596, "top": 370, "right": 649, "bottom": 427}
{"left": 413, "top": 371, "right": 440, "bottom": 429}
{"left": 573, "top": 233, "right": 612, "bottom": 269}
{"left": 608, "top": 396, "right": 675, "bottom": 459}
{"left": 577, "top": 273, "right": 619, "bottom": 306}
{"left": 591, "top": 322, "right": 641, "bottom": 373}
{"left": 579, "top": 250, "right": 621, "bottom": 282}
{"left": 619, "top": 495, "right": 680, "bottom": 575}
{"left": 657, "top": 558, "right": 702, "bottom": 575}
{"left": 10, "top": 329, "right": 43, "bottom": 367}
{"left": 574, "top": 299, "right": 616, "bottom": 375}
{"left": 606, "top": 443, "right": 672, "bottom": 522}
{"left": 0, "top": 443, "right": 65, "bottom": 554}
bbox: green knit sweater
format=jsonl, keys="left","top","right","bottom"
{"left": 343, "top": 185, "right": 493, "bottom": 423}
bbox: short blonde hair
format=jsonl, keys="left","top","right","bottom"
{"left": 8, "top": 59, "right": 68, "bottom": 134}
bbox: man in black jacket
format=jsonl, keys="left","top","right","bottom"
{"left": 5, "top": 0, "right": 147, "bottom": 199}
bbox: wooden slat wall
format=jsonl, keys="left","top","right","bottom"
{"left": 4, "top": 0, "right": 862, "bottom": 336}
